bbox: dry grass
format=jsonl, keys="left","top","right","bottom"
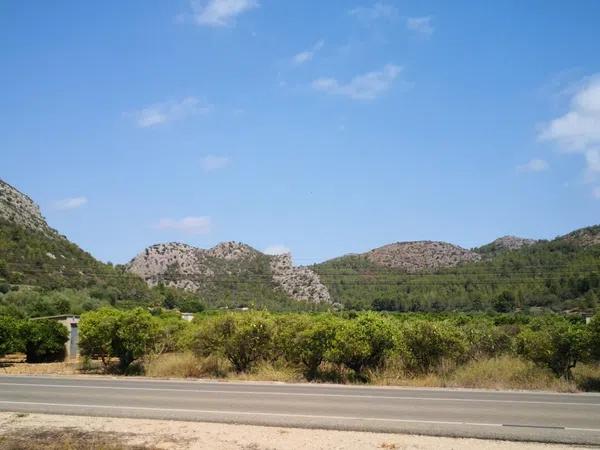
{"left": 144, "top": 352, "right": 231, "bottom": 378}
{"left": 447, "top": 356, "right": 575, "bottom": 392}
{"left": 0, "top": 429, "right": 152, "bottom": 450}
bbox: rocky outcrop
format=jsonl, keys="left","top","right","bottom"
{"left": 270, "top": 254, "right": 330, "bottom": 303}
{"left": 365, "top": 241, "right": 481, "bottom": 272}
{"left": 127, "top": 242, "right": 331, "bottom": 304}
{"left": 475, "top": 236, "right": 538, "bottom": 255}
{"left": 0, "top": 179, "right": 56, "bottom": 237}
{"left": 558, "top": 225, "right": 600, "bottom": 247}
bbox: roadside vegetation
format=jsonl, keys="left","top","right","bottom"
{"left": 8, "top": 309, "right": 580, "bottom": 391}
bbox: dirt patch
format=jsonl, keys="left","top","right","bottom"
{"left": 0, "top": 412, "right": 584, "bottom": 450}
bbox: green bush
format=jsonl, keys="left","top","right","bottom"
{"left": 515, "top": 317, "right": 590, "bottom": 379}
{"left": 399, "top": 320, "right": 467, "bottom": 374}
{"left": 19, "top": 319, "right": 68, "bottom": 363}
{"left": 327, "top": 312, "right": 395, "bottom": 380}
{"left": 191, "top": 312, "right": 273, "bottom": 372}
{"left": 0, "top": 316, "right": 20, "bottom": 356}
{"left": 275, "top": 314, "right": 340, "bottom": 379}
{"left": 461, "top": 320, "right": 513, "bottom": 359}
{"left": 79, "top": 307, "right": 161, "bottom": 371}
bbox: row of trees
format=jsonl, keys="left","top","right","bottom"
{"left": 76, "top": 309, "right": 600, "bottom": 381}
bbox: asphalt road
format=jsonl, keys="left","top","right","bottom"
{"left": 0, "top": 375, "right": 599, "bottom": 445}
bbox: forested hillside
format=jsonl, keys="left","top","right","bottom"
{"left": 313, "top": 227, "right": 600, "bottom": 313}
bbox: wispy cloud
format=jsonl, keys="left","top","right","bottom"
{"left": 183, "top": 0, "right": 258, "bottom": 27}
{"left": 126, "top": 97, "right": 210, "bottom": 128}
{"left": 349, "top": 2, "right": 398, "bottom": 22}
{"left": 200, "top": 155, "right": 231, "bottom": 171}
{"left": 156, "top": 216, "right": 212, "bottom": 234}
{"left": 312, "top": 64, "right": 402, "bottom": 100}
{"left": 539, "top": 75, "right": 600, "bottom": 188}
{"left": 517, "top": 159, "right": 549, "bottom": 173}
{"left": 53, "top": 197, "right": 88, "bottom": 211}
{"left": 406, "top": 16, "right": 434, "bottom": 36}
{"left": 292, "top": 40, "right": 324, "bottom": 65}
{"left": 264, "top": 244, "right": 290, "bottom": 255}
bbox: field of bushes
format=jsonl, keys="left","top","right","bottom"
{"left": 4, "top": 309, "right": 599, "bottom": 392}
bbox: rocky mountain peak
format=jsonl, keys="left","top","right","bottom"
{"left": 366, "top": 240, "right": 481, "bottom": 272}
{"left": 0, "top": 179, "right": 56, "bottom": 237}
{"left": 127, "top": 241, "right": 331, "bottom": 304}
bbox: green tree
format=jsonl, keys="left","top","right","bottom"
{"left": 192, "top": 312, "right": 273, "bottom": 372}
{"left": 327, "top": 312, "right": 395, "bottom": 380}
{"left": 19, "top": 319, "right": 68, "bottom": 363}
{"left": 493, "top": 291, "right": 516, "bottom": 313}
{"left": 399, "top": 320, "right": 467, "bottom": 374}
{"left": 0, "top": 316, "right": 20, "bottom": 356}
{"left": 515, "top": 318, "right": 590, "bottom": 379}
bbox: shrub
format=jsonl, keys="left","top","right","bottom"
{"left": 191, "top": 312, "right": 273, "bottom": 372}
{"left": 327, "top": 312, "right": 395, "bottom": 380}
{"left": 276, "top": 314, "right": 340, "bottom": 379}
{"left": 515, "top": 317, "right": 590, "bottom": 379}
{"left": 79, "top": 307, "right": 162, "bottom": 371}
{"left": 588, "top": 312, "right": 600, "bottom": 361}
{"left": 461, "top": 320, "right": 512, "bottom": 359}
{"left": 0, "top": 316, "right": 20, "bottom": 356}
{"left": 19, "top": 319, "right": 68, "bottom": 363}
{"left": 399, "top": 320, "right": 467, "bottom": 374}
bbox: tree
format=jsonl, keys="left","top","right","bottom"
{"left": 493, "top": 291, "right": 516, "bottom": 313}
{"left": 327, "top": 312, "right": 395, "bottom": 380}
{"left": 515, "top": 318, "right": 590, "bottom": 379}
{"left": 192, "top": 312, "right": 273, "bottom": 372}
{"left": 399, "top": 320, "right": 467, "bottom": 374}
{"left": 0, "top": 316, "right": 20, "bottom": 357}
{"left": 79, "top": 307, "right": 161, "bottom": 371}
{"left": 19, "top": 319, "right": 68, "bottom": 363}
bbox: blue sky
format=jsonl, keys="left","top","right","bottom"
{"left": 2, "top": 1, "right": 600, "bottom": 265}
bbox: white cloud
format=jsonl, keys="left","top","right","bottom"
{"left": 200, "top": 155, "right": 231, "bottom": 171}
{"left": 127, "top": 97, "right": 210, "bottom": 128}
{"left": 156, "top": 216, "right": 212, "bottom": 234}
{"left": 53, "top": 197, "right": 88, "bottom": 211}
{"left": 349, "top": 2, "right": 398, "bottom": 22}
{"left": 292, "top": 40, "right": 324, "bottom": 65}
{"left": 516, "top": 159, "right": 549, "bottom": 173}
{"left": 312, "top": 64, "right": 402, "bottom": 100}
{"left": 539, "top": 75, "right": 600, "bottom": 186}
{"left": 263, "top": 245, "right": 291, "bottom": 255}
{"left": 186, "top": 0, "right": 258, "bottom": 27}
{"left": 406, "top": 16, "right": 434, "bottom": 36}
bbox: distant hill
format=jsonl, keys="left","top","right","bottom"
{"left": 475, "top": 236, "right": 539, "bottom": 256}
{"left": 313, "top": 228, "right": 600, "bottom": 313}
{"left": 126, "top": 241, "right": 331, "bottom": 308}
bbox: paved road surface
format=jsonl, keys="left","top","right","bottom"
{"left": 0, "top": 375, "right": 599, "bottom": 445}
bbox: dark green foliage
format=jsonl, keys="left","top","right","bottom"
{"left": 398, "top": 320, "right": 467, "bottom": 374}
{"left": 0, "top": 316, "right": 19, "bottom": 356}
{"left": 515, "top": 317, "right": 590, "bottom": 379}
{"left": 191, "top": 312, "right": 273, "bottom": 372}
{"left": 493, "top": 291, "right": 516, "bottom": 313}
{"left": 19, "top": 319, "right": 68, "bottom": 363}
{"left": 79, "top": 308, "right": 161, "bottom": 371}
{"left": 327, "top": 312, "right": 395, "bottom": 379}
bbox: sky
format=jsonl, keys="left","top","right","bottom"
{"left": 1, "top": 1, "right": 600, "bottom": 265}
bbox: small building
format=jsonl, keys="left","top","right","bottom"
{"left": 32, "top": 315, "right": 80, "bottom": 360}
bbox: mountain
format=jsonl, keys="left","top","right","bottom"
{"left": 0, "top": 180, "right": 57, "bottom": 237}
{"left": 126, "top": 242, "right": 331, "bottom": 307}
{"left": 475, "top": 236, "right": 539, "bottom": 255}
{"left": 0, "top": 178, "right": 150, "bottom": 303}
{"left": 313, "top": 228, "right": 600, "bottom": 313}
{"left": 365, "top": 241, "right": 481, "bottom": 272}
